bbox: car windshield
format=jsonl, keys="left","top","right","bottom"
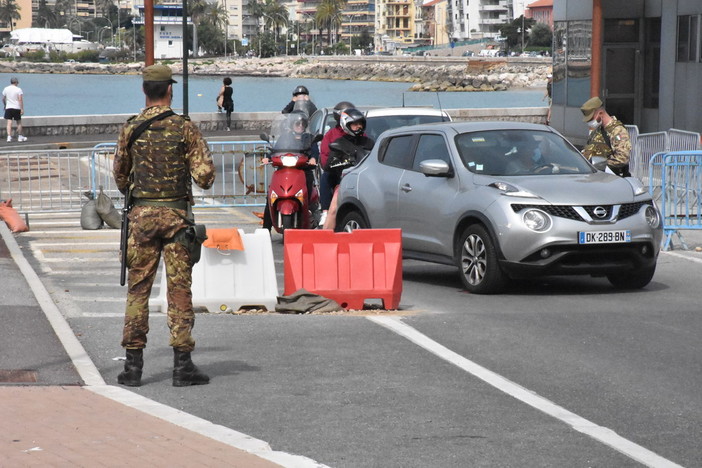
{"left": 455, "top": 129, "right": 594, "bottom": 176}
{"left": 365, "top": 114, "right": 446, "bottom": 141}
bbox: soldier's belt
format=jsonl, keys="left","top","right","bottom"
{"left": 132, "top": 199, "right": 189, "bottom": 210}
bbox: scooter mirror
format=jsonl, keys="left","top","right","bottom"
{"left": 312, "top": 133, "right": 323, "bottom": 144}
{"left": 259, "top": 133, "right": 270, "bottom": 142}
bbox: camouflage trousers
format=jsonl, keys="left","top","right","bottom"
{"left": 121, "top": 206, "right": 196, "bottom": 352}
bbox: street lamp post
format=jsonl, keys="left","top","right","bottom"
{"left": 99, "top": 26, "right": 110, "bottom": 44}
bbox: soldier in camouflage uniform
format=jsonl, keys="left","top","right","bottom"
{"left": 113, "top": 64, "right": 215, "bottom": 387}
{"left": 580, "top": 96, "right": 632, "bottom": 177}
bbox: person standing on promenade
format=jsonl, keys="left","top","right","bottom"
{"left": 580, "top": 96, "right": 632, "bottom": 177}
{"left": 217, "top": 77, "right": 234, "bottom": 131}
{"left": 113, "top": 64, "right": 215, "bottom": 387}
{"left": 3, "top": 77, "right": 27, "bottom": 142}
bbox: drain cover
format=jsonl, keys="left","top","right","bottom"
{"left": 0, "top": 370, "right": 38, "bottom": 383}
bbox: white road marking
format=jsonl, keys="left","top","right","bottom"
{"left": 368, "top": 316, "right": 683, "bottom": 468}
{"left": 661, "top": 250, "right": 702, "bottom": 264}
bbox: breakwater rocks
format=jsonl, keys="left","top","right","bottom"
{"left": 0, "top": 56, "right": 550, "bottom": 92}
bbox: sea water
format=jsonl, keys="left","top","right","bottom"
{"left": 0, "top": 72, "right": 546, "bottom": 117}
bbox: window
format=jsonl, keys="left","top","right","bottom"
{"left": 380, "top": 135, "right": 414, "bottom": 169}
{"left": 413, "top": 134, "right": 450, "bottom": 171}
{"left": 677, "top": 15, "right": 701, "bottom": 62}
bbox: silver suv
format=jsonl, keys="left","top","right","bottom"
{"left": 336, "top": 121, "right": 662, "bottom": 294}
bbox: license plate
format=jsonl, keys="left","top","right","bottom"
{"left": 578, "top": 230, "right": 631, "bottom": 244}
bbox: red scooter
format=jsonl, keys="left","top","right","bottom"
{"left": 265, "top": 150, "right": 320, "bottom": 232}
{"left": 261, "top": 112, "right": 322, "bottom": 233}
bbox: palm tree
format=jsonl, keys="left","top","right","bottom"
{"left": 95, "top": 0, "right": 113, "bottom": 18}
{"left": 263, "top": 0, "right": 288, "bottom": 34}
{"left": 316, "top": 0, "right": 343, "bottom": 48}
{"left": 202, "top": 1, "right": 227, "bottom": 31}
{"left": 34, "top": 0, "right": 57, "bottom": 28}
{"left": 0, "top": 0, "right": 22, "bottom": 31}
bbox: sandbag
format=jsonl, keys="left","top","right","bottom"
{"left": 0, "top": 199, "right": 29, "bottom": 233}
{"left": 95, "top": 186, "right": 121, "bottom": 229}
{"left": 80, "top": 196, "right": 103, "bottom": 230}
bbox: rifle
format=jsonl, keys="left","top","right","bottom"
{"left": 119, "top": 184, "right": 132, "bottom": 286}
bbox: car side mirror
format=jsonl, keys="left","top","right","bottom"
{"left": 419, "top": 159, "right": 452, "bottom": 177}
{"left": 591, "top": 156, "right": 608, "bottom": 171}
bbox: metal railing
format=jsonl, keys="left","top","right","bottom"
{"left": 650, "top": 151, "right": 702, "bottom": 250}
{"left": 0, "top": 141, "right": 271, "bottom": 215}
{"left": 631, "top": 128, "right": 701, "bottom": 201}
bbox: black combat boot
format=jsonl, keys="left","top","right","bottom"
{"left": 117, "top": 348, "right": 143, "bottom": 387}
{"left": 172, "top": 349, "right": 210, "bottom": 387}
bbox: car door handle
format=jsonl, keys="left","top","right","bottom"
{"left": 401, "top": 183, "right": 412, "bottom": 192}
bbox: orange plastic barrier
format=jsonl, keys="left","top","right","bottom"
{"left": 0, "top": 199, "right": 29, "bottom": 233}
{"left": 202, "top": 228, "right": 244, "bottom": 251}
{"left": 284, "top": 229, "right": 402, "bottom": 310}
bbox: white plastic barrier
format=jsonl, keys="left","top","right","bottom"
{"left": 149, "top": 228, "right": 278, "bottom": 313}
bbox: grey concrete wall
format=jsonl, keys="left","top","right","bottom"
{"left": 9, "top": 107, "right": 549, "bottom": 138}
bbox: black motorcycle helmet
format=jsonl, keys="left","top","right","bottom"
{"left": 292, "top": 85, "right": 309, "bottom": 96}
{"left": 339, "top": 108, "right": 366, "bottom": 137}
{"left": 333, "top": 101, "right": 355, "bottom": 124}
{"left": 289, "top": 110, "right": 309, "bottom": 133}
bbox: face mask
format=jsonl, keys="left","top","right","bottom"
{"left": 587, "top": 119, "right": 601, "bottom": 130}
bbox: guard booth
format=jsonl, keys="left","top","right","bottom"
{"left": 550, "top": 0, "right": 702, "bottom": 146}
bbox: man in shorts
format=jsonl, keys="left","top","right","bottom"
{"left": 3, "top": 77, "right": 26, "bottom": 142}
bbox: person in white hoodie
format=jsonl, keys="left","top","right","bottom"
{"left": 2, "top": 77, "right": 26, "bottom": 142}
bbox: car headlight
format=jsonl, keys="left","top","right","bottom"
{"left": 645, "top": 205, "right": 660, "bottom": 228}
{"left": 489, "top": 181, "right": 540, "bottom": 198}
{"left": 522, "top": 209, "right": 552, "bottom": 232}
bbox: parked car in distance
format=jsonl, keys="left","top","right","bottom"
{"left": 336, "top": 121, "right": 663, "bottom": 294}
{"left": 309, "top": 106, "right": 452, "bottom": 142}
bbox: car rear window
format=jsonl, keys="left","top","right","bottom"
{"left": 455, "top": 130, "right": 593, "bottom": 176}
{"left": 366, "top": 115, "right": 446, "bottom": 142}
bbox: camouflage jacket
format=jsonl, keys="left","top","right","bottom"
{"left": 113, "top": 105, "right": 215, "bottom": 200}
{"left": 581, "top": 117, "right": 631, "bottom": 171}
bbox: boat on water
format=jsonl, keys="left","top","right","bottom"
{"left": 1, "top": 28, "right": 97, "bottom": 57}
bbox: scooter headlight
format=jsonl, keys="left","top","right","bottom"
{"left": 281, "top": 155, "right": 298, "bottom": 167}
{"left": 295, "top": 189, "right": 304, "bottom": 203}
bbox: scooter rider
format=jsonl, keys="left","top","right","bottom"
{"left": 319, "top": 101, "right": 354, "bottom": 225}
{"left": 262, "top": 111, "right": 320, "bottom": 229}
{"left": 322, "top": 108, "right": 374, "bottom": 230}
{"left": 282, "top": 85, "right": 318, "bottom": 116}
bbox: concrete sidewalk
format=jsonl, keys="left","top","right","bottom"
{"left": 0, "top": 223, "right": 315, "bottom": 467}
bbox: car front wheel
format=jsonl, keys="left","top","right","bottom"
{"left": 607, "top": 265, "right": 656, "bottom": 290}
{"left": 339, "top": 211, "right": 369, "bottom": 232}
{"left": 457, "top": 224, "right": 507, "bottom": 294}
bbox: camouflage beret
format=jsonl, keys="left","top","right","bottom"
{"left": 143, "top": 64, "right": 177, "bottom": 84}
{"left": 580, "top": 96, "right": 603, "bottom": 122}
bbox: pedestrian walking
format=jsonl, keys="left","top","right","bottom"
{"left": 3, "top": 77, "right": 26, "bottom": 142}
{"left": 580, "top": 96, "right": 632, "bottom": 177}
{"left": 113, "top": 64, "right": 216, "bottom": 387}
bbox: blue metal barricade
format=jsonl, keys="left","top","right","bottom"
{"left": 651, "top": 151, "right": 702, "bottom": 250}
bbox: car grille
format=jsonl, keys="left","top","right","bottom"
{"left": 512, "top": 200, "right": 653, "bottom": 221}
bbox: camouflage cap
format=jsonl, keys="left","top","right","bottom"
{"left": 581, "top": 96, "right": 603, "bottom": 122}
{"left": 143, "top": 64, "right": 177, "bottom": 84}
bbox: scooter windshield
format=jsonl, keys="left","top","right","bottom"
{"left": 270, "top": 112, "right": 315, "bottom": 153}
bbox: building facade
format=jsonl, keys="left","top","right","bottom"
{"left": 551, "top": 0, "right": 702, "bottom": 145}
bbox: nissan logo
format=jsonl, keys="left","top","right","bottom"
{"left": 593, "top": 206, "right": 608, "bottom": 218}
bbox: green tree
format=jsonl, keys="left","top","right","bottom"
{"left": 0, "top": 0, "right": 22, "bottom": 31}
{"left": 499, "top": 15, "right": 536, "bottom": 53}
{"left": 529, "top": 23, "right": 552, "bottom": 48}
